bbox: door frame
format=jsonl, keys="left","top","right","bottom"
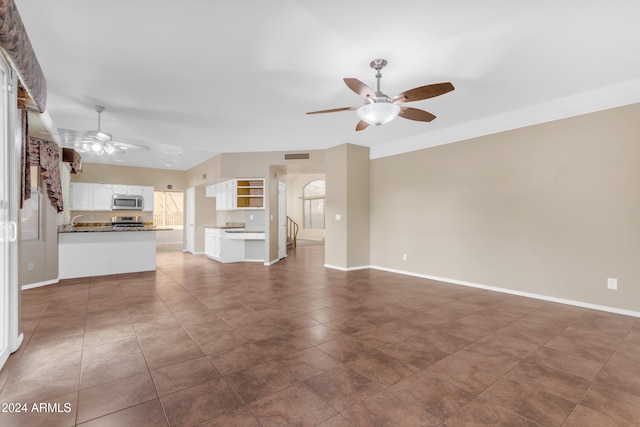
{"left": 1, "top": 55, "right": 22, "bottom": 371}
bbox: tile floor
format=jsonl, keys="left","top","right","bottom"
{"left": 1, "top": 245, "right": 639, "bottom": 426}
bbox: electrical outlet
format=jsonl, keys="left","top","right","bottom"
{"left": 249, "top": 214, "right": 254, "bottom": 220}
{"left": 27, "top": 262, "right": 35, "bottom": 271}
{"left": 607, "top": 278, "right": 617, "bottom": 290}
{"left": 402, "top": 254, "right": 407, "bottom": 261}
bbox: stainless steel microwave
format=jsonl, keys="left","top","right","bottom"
{"left": 112, "top": 194, "right": 144, "bottom": 210}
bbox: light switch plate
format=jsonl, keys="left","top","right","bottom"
{"left": 335, "top": 214, "right": 341, "bottom": 221}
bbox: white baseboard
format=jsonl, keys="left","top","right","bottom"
{"left": 370, "top": 265, "right": 640, "bottom": 318}
{"left": 324, "top": 264, "right": 371, "bottom": 272}
{"left": 10, "top": 332, "right": 23, "bottom": 353}
{"left": 21, "top": 278, "right": 59, "bottom": 290}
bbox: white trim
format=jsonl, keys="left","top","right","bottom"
{"left": 10, "top": 332, "right": 23, "bottom": 353}
{"left": 370, "top": 78, "right": 640, "bottom": 160}
{"left": 21, "top": 278, "right": 59, "bottom": 290}
{"left": 370, "top": 265, "right": 640, "bottom": 318}
{"left": 183, "top": 250, "right": 205, "bottom": 255}
{"left": 264, "top": 258, "right": 280, "bottom": 266}
{"left": 324, "top": 264, "right": 371, "bottom": 272}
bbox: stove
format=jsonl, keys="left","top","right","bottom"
{"left": 111, "top": 215, "right": 145, "bottom": 229}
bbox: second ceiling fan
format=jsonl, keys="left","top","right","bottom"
{"left": 307, "top": 59, "right": 454, "bottom": 131}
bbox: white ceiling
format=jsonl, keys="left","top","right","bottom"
{"left": 16, "top": 0, "right": 640, "bottom": 170}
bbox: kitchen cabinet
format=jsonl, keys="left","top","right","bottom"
{"left": 59, "top": 231, "right": 156, "bottom": 279}
{"left": 213, "top": 178, "right": 264, "bottom": 210}
{"left": 141, "top": 186, "right": 154, "bottom": 212}
{"left": 205, "top": 228, "right": 221, "bottom": 259}
{"left": 127, "top": 185, "right": 143, "bottom": 195}
{"left": 71, "top": 183, "right": 153, "bottom": 211}
{"left": 205, "top": 227, "right": 245, "bottom": 262}
{"left": 236, "top": 179, "right": 264, "bottom": 208}
{"left": 205, "top": 184, "right": 217, "bottom": 198}
{"left": 92, "top": 184, "right": 114, "bottom": 211}
{"left": 218, "top": 180, "right": 236, "bottom": 210}
{"left": 70, "top": 182, "right": 93, "bottom": 210}
{"left": 113, "top": 184, "right": 127, "bottom": 195}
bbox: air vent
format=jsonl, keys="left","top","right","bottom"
{"left": 285, "top": 153, "right": 310, "bottom": 160}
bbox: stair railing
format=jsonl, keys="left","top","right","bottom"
{"left": 286, "top": 216, "right": 299, "bottom": 248}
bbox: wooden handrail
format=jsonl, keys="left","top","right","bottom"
{"left": 286, "top": 216, "right": 299, "bottom": 248}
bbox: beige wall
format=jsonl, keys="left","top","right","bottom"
{"left": 19, "top": 190, "right": 59, "bottom": 287}
{"left": 185, "top": 155, "right": 222, "bottom": 189}
{"left": 370, "top": 103, "right": 640, "bottom": 312}
{"left": 71, "top": 162, "right": 186, "bottom": 191}
{"left": 325, "top": 143, "right": 370, "bottom": 269}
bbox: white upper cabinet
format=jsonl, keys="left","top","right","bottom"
{"left": 70, "top": 183, "right": 154, "bottom": 212}
{"left": 141, "top": 186, "right": 154, "bottom": 212}
{"left": 127, "top": 186, "right": 143, "bottom": 195}
{"left": 213, "top": 178, "right": 264, "bottom": 211}
{"left": 92, "top": 184, "right": 114, "bottom": 211}
{"left": 70, "top": 182, "right": 93, "bottom": 211}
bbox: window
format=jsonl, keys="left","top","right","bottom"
{"left": 303, "top": 180, "right": 325, "bottom": 229}
{"left": 153, "top": 191, "right": 184, "bottom": 228}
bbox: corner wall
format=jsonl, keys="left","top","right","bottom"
{"left": 325, "top": 143, "right": 370, "bottom": 270}
{"left": 370, "top": 103, "right": 640, "bottom": 313}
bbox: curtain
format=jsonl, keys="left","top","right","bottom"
{"left": 27, "top": 137, "right": 63, "bottom": 213}
{"left": 20, "top": 109, "right": 29, "bottom": 207}
{"left": 0, "top": 0, "right": 47, "bottom": 112}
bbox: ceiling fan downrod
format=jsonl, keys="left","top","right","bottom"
{"left": 370, "top": 59, "right": 388, "bottom": 96}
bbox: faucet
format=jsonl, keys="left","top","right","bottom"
{"left": 70, "top": 215, "right": 84, "bottom": 227}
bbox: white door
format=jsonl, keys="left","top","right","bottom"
{"left": 184, "top": 187, "right": 195, "bottom": 253}
{"left": 0, "top": 57, "right": 21, "bottom": 371}
{"left": 278, "top": 181, "right": 287, "bottom": 259}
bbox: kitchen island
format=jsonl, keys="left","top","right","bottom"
{"left": 58, "top": 226, "right": 164, "bottom": 279}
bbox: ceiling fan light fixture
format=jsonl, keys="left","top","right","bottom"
{"left": 91, "top": 142, "right": 103, "bottom": 154}
{"left": 357, "top": 102, "right": 400, "bottom": 126}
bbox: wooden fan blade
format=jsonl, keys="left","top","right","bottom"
{"left": 344, "top": 78, "right": 376, "bottom": 99}
{"left": 398, "top": 107, "right": 436, "bottom": 122}
{"left": 306, "top": 106, "right": 357, "bottom": 115}
{"left": 391, "top": 82, "right": 454, "bottom": 103}
{"left": 355, "top": 120, "right": 369, "bottom": 131}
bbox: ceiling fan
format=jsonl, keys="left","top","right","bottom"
{"left": 56, "top": 106, "right": 151, "bottom": 155}
{"left": 307, "top": 59, "right": 454, "bottom": 131}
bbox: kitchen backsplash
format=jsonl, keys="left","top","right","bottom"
{"left": 215, "top": 210, "right": 266, "bottom": 231}
{"left": 69, "top": 210, "right": 154, "bottom": 224}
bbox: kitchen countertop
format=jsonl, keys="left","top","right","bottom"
{"left": 59, "top": 225, "right": 172, "bottom": 233}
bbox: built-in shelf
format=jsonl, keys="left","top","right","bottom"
{"left": 236, "top": 179, "right": 264, "bottom": 208}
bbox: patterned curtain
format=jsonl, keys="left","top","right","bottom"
{"left": 20, "top": 109, "right": 30, "bottom": 207}
{"left": 28, "top": 137, "right": 64, "bottom": 213}
{"left": 0, "top": 0, "right": 47, "bottom": 112}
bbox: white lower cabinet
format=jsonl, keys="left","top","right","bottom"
{"left": 59, "top": 231, "right": 157, "bottom": 279}
{"left": 205, "top": 228, "right": 244, "bottom": 263}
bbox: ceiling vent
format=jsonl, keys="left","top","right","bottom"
{"left": 285, "top": 153, "right": 310, "bottom": 160}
